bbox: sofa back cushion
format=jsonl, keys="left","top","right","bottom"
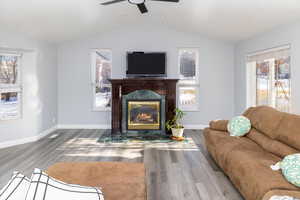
{"left": 247, "top": 128, "right": 298, "bottom": 158}
{"left": 276, "top": 112, "right": 300, "bottom": 151}
{"left": 243, "top": 106, "right": 283, "bottom": 139}
{"left": 243, "top": 106, "right": 300, "bottom": 152}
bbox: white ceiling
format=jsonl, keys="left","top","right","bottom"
{"left": 1, "top": 0, "right": 300, "bottom": 43}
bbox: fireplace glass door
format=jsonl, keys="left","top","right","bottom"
{"left": 127, "top": 100, "right": 161, "bottom": 130}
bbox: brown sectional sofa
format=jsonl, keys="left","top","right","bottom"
{"left": 204, "top": 106, "right": 300, "bottom": 200}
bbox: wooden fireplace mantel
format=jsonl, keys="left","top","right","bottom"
{"left": 109, "top": 78, "right": 179, "bottom": 134}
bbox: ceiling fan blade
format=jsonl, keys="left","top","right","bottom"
{"left": 150, "top": 0, "right": 179, "bottom": 2}
{"left": 100, "top": 0, "right": 126, "bottom": 5}
{"left": 137, "top": 3, "right": 148, "bottom": 14}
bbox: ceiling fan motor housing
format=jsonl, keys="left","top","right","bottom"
{"left": 128, "top": 0, "right": 145, "bottom": 5}
{"left": 101, "top": 0, "right": 179, "bottom": 14}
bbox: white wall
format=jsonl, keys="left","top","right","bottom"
{"left": 3, "top": 17, "right": 300, "bottom": 145}
{"left": 234, "top": 21, "right": 300, "bottom": 115}
{"left": 57, "top": 24, "right": 235, "bottom": 127}
{"left": 0, "top": 31, "right": 57, "bottom": 145}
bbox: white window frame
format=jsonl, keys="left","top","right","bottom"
{"left": 246, "top": 61, "right": 257, "bottom": 108}
{"left": 246, "top": 46, "right": 291, "bottom": 112}
{"left": 90, "top": 49, "right": 112, "bottom": 112}
{"left": 0, "top": 52, "right": 23, "bottom": 120}
{"left": 247, "top": 59, "right": 277, "bottom": 107}
{"left": 178, "top": 48, "right": 200, "bottom": 84}
{"left": 178, "top": 85, "right": 200, "bottom": 111}
{"left": 177, "top": 48, "right": 200, "bottom": 111}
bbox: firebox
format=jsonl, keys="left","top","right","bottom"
{"left": 122, "top": 90, "right": 165, "bottom": 135}
{"left": 127, "top": 100, "right": 161, "bottom": 130}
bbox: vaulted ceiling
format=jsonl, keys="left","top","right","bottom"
{"left": 1, "top": 0, "right": 300, "bottom": 43}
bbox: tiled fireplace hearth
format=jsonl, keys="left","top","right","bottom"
{"left": 122, "top": 90, "right": 166, "bottom": 134}
{"left": 109, "top": 78, "right": 179, "bottom": 135}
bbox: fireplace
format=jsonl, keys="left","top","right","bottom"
{"left": 122, "top": 90, "right": 165, "bottom": 134}
{"left": 109, "top": 78, "right": 178, "bottom": 135}
{"left": 127, "top": 100, "right": 161, "bottom": 130}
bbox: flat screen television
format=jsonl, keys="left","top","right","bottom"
{"left": 126, "top": 52, "right": 166, "bottom": 77}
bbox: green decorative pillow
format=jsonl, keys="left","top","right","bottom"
{"left": 227, "top": 116, "right": 251, "bottom": 137}
{"left": 272, "top": 154, "right": 300, "bottom": 187}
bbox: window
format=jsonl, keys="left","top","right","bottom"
{"left": 178, "top": 48, "right": 200, "bottom": 111}
{"left": 91, "top": 49, "right": 112, "bottom": 111}
{"left": 246, "top": 46, "right": 291, "bottom": 112}
{"left": 0, "top": 53, "right": 22, "bottom": 120}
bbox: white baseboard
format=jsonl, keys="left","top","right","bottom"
{"left": 57, "top": 124, "right": 207, "bottom": 130}
{"left": 56, "top": 124, "right": 111, "bottom": 129}
{"left": 0, "top": 125, "right": 57, "bottom": 149}
{"left": 184, "top": 124, "right": 209, "bottom": 130}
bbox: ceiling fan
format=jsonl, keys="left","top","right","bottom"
{"left": 100, "top": 0, "right": 179, "bottom": 14}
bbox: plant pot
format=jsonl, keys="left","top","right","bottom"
{"left": 171, "top": 128, "right": 184, "bottom": 137}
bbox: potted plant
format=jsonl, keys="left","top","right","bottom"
{"left": 166, "top": 108, "right": 186, "bottom": 138}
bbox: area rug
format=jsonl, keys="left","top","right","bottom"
{"left": 46, "top": 162, "right": 146, "bottom": 200}
{"left": 98, "top": 129, "right": 188, "bottom": 144}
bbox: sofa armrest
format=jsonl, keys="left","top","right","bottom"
{"left": 209, "top": 120, "right": 229, "bottom": 131}
{"left": 263, "top": 190, "right": 300, "bottom": 200}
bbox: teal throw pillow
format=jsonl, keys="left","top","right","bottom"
{"left": 227, "top": 116, "right": 251, "bottom": 137}
{"left": 275, "top": 154, "right": 300, "bottom": 187}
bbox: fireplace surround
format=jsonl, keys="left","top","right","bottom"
{"left": 122, "top": 90, "right": 166, "bottom": 134}
{"left": 109, "top": 78, "right": 179, "bottom": 135}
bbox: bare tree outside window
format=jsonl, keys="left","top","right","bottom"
{"left": 256, "top": 61, "right": 269, "bottom": 106}
{"left": 0, "top": 55, "right": 18, "bottom": 84}
{"left": 247, "top": 46, "right": 291, "bottom": 112}
{"left": 178, "top": 48, "right": 200, "bottom": 111}
{"left": 179, "top": 51, "right": 196, "bottom": 79}
{"left": 92, "top": 49, "right": 112, "bottom": 111}
{"left": 0, "top": 91, "right": 20, "bottom": 120}
{"left": 0, "top": 54, "right": 22, "bottom": 120}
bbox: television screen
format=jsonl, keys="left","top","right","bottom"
{"left": 126, "top": 52, "right": 166, "bottom": 77}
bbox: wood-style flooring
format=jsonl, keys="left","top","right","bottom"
{"left": 0, "top": 129, "right": 243, "bottom": 200}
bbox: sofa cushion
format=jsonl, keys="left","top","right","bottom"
{"left": 276, "top": 112, "right": 300, "bottom": 151}
{"left": 243, "top": 106, "right": 283, "bottom": 139}
{"left": 204, "top": 129, "right": 261, "bottom": 173}
{"left": 244, "top": 106, "right": 300, "bottom": 151}
{"left": 242, "top": 106, "right": 256, "bottom": 117}
{"left": 247, "top": 129, "right": 298, "bottom": 158}
{"left": 225, "top": 147, "right": 298, "bottom": 200}
{"left": 209, "top": 120, "right": 228, "bottom": 131}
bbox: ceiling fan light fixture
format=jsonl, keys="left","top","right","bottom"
{"left": 128, "top": 0, "right": 145, "bottom": 5}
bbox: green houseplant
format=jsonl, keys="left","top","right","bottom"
{"left": 166, "top": 108, "right": 186, "bottom": 137}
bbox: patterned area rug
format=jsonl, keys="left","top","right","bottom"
{"left": 98, "top": 129, "right": 189, "bottom": 144}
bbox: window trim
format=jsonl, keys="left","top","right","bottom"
{"left": 90, "top": 48, "right": 112, "bottom": 112}
{"left": 177, "top": 85, "right": 200, "bottom": 112}
{"left": 246, "top": 46, "right": 291, "bottom": 112}
{"left": 177, "top": 48, "right": 200, "bottom": 84}
{"left": 0, "top": 52, "right": 23, "bottom": 120}
{"left": 0, "top": 53, "right": 22, "bottom": 88}
{"left": 0, "top": 88, "right": 22, "bottom": 121}
{"left": 177, "top": 48, "right": 200, "bottom": 111}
